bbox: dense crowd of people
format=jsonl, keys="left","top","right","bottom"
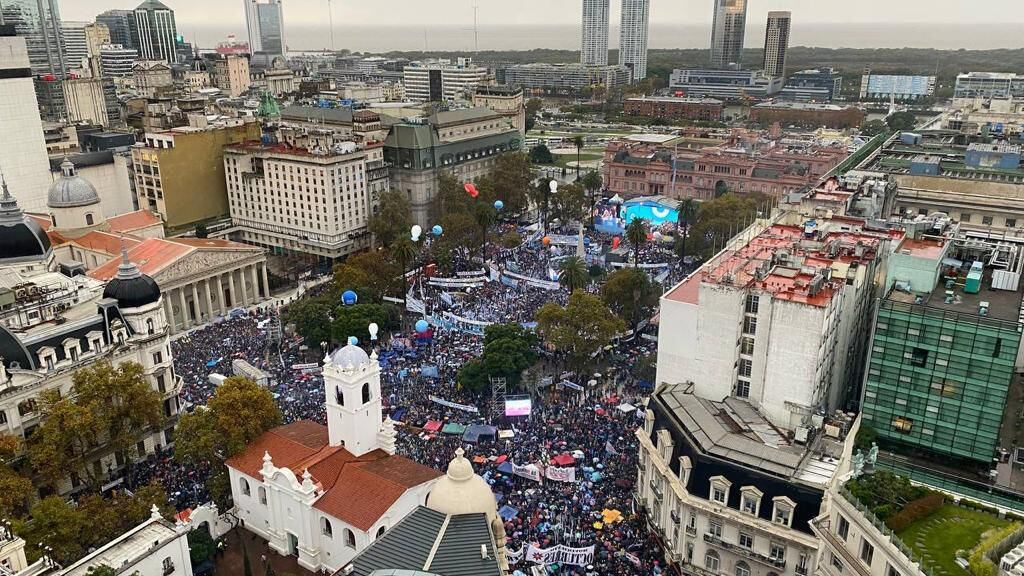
{"left": 144, "top": 224, "right": 690, "bottom": 575}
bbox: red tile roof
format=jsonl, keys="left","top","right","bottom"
{"left": 88, "top": 237, "right": 193, "bottom": 280}
{"left": 165, "top": 237, "right": 258, "bottom": 249}
{"left": 106, "top": 210, "right": 162, "bottom": 233}
{"left": 226, "top": 421, "right": 441, "bottom": 532}
{"left": 68, "top": 231, "right": 142, "bottom": 255}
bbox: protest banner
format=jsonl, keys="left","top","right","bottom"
{"left": 525, "top": 544, "right": 595, "bottom": 567}
{"left": 545, "top": 466, "right": 576, "bottom": 483}
{"left": 428, "top": 396, "right": 479, "bottom": 413}
{"left": 512, "top": 463, "right": 542, "bottom": 482}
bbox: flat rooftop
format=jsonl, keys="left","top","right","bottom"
{"left": 889, "top": 271, "right": 1024, "bottom": 323}
{"left": 896, "top": 237, "right": 948, "bottom": 260}
{"left": 63, "top": 520, "right": 177, "bottom": 576}
{"left": 626, "top": 96, "right": 723, "bottom": 105}
{"left": 658, "top": 384, "right": 843, "bottom": 487}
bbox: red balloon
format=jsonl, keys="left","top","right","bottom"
{"left": 464, "top": 182, "right": 479, "bottom": 198}
{"left": 612, "top": 236, "right": 621, "bottom": 249}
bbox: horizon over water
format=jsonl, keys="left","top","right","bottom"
{"left": 183, "top": 22, "right": 1024, "bottom": 53}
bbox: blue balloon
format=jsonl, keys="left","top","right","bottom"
{"left": 432, "top": 225, "right": 443, "bottom": 236}
{"left": 348, "top": 336, "right": 359, "bottom": 346}
{"left": 415, "top": 319, "right": 429, "bottom": 333}
{"left": 341, "top": 290, "right": 358, "bottom": 306}
{"left": 494, "top": 200, "right": 504, "bottom": 210}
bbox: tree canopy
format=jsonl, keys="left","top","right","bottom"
{"left": 602, "top": 268, "right": 660, "bottom": 328}
{"left": 458, "top": 324, "right": 539, "bottom": 392}
{"left": 368, "top": 188, "right": 413, "bottom": 247}
{"left": 530, "top": 144, "right": 554, "bottom": 164}
{"left": 686, "top": 192, "right": 769, "bottom": 258}
{"left": 558, "top": 256, "right": 589, "bottom": 293}
{"left": 535, "top": 292, "right": 625, "bottom": 370}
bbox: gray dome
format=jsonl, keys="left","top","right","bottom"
{"left": 329, "top": 344, "right": 370, "bottom": 368}
{"left": 48, "top": 158, "right": 100, "bottom": 209}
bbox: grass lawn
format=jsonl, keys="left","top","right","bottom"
{"left": 896, "top": 505, "right": 1012, "bottom": 576}
{"left": 551, "top": 152, "right": 603, "bottom": 168}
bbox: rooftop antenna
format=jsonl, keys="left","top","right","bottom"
{"left": 472, "top": 1, "right": 479, "bottom": 53}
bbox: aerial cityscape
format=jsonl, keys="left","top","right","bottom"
{"left": 0, "top": 1, "right": 1023, "bottom": 576}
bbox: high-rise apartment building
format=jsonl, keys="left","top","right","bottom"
{"left": 132, "top": 0, "right": 177, "bottom": 63}
{"left": 763, "top": 11, "right": 791, "bottom": 78}
{"left": 580, "top": 0, "right": 609, "bottom": 66}
{"left": 618, "top": 0, "right": 649, "bottom": 81}
{"left": 710, "top": 0, "right": 747, "bottom": 69}
{"left": 244, "top": 0, "right": 285, "bottom": 56}
{"left": 83, "top": 22, "right": 110, "bottom": 75}
{"left": 0, "top": 26, "right": 55, "bottom": 212}
{"left": 0, "top": 0, "right": 66, "bottom": 77}
{"left": 213, "top": 54, "right": 251, "bottom": 97}
{"left": 95, "top": 9, "right": 134, "bottom": 50}
{"left": 225, "top": 125, "right": 387, "bottom": 260}
{"left": 402, "top": 58, "right": 487, "bottom": 102}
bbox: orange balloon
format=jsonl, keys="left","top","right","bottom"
{"left": 542, "top": 236, "right": 551, "bottom": 246}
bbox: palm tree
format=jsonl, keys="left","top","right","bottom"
{"left": 625, "top": 218, "right": 649, "bottom": 267}
{"left": 676, "top": 198, "right": 697, "bottom": 260}
{"left": 391, "top": 238, "right": 418, "bottom": 294}
{"left": 558, "top": 256, "right": 589, "bottom": 292}
{"left": 572, "top": 135, "right": 585, "bottom": 178}
{"left": 473, "top": 203, "right": 497, "bottom": 263}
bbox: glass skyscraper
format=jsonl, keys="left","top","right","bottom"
{"left": 709, "top": 0, "right": 746, "bottom": 69}
{"left": 0, "top": 0, "right": 66, "bottom": 77}
{"left": 245, "top": 0, "right": 285, "bottom": 56}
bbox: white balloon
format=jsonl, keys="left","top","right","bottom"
{"left": 368, "top": 322, "right": 379, "bottom": 340}
{"left": 411, "top": 225, "right": 422, "bottom": 236}
{"left": 549, "top": 180, "right": 559, "bottom": 193}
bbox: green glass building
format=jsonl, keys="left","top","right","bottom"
{"left": 862, "top": 292, "right": 1021, "bottom": 463}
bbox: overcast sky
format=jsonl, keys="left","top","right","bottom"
{"left": 65, "top": 0, "right": 1024, "bottom": 28}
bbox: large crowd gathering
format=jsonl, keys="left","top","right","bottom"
{"left": 142, "top": 222, "right": 688, "bottom": 575}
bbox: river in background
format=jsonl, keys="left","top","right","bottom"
{"left": 179, "top": 23, "right": 1023, "bottom": 54}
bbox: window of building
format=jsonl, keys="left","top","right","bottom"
{"left": 239, "top": 477, "right": 250, "bottom": 496}
{"left": 0, "top": 411, "right": 7, "bottom": 425}
{"left": 705, "top": 551, "right": 720, "bottom": 572}
{"left": 773, "top": 497, "right": 794, "bottom": 527}
{"left": 739, "top": 532, "right": 754, "bottom": 549}
{"left": 743, "top": 316, "right": 757, "bottom": 335}
{"left": 886, "top": 563, "right": 901, "bottom": 576}
{"left": 837, "top": 515, "right": 850, "bottom": 540}
{"left": 1008, "top": 219, "right": 1018, "bottom": 228}
{"left": 735, "top": 561, "right": 750, "bottom": 576}
{"left": 860, "top": 538, "right": 874, "bottom": 565}
{"left": 960, "top": 213, "right": 972, "bottom": 223}
{"left": 983, "top": 216, "right": 994, "bottom": 226}
{"left": 745, "top": 294, "right": 759, "bottom": 314}
{"left": 736, "top": 380, "right": 750, "bottom": 398}
{"left": 258, "top": 486, "right": 267, "bottom": 505}
{"left": 738, "top": 359, "right": 752, "bottom": 377}
{"left": 740, "top": 487, "right": 761, "bottom": 515}
{"left": 154, "top": 351, "right": 163, "bottom": 364}
{"left": 162, "top": 557, "right": 174, "bottom": 575}
{"left": 708, "top": 520, "right": 722, "bottom": 539}
{"left": 362, "top": 382, "right": 371, "bottom": 404}
{"left": 892, "top": 416, "right": 914, "bottom": 433}
{"left": 740, "top": 337, "right": 754, "bottom": 355}
{"left": 710, "top": 476, "right": 729, "bottom": 504}
{"left": 770, "top": 542, "right": 786, "bottom": 562}
{"left": 910, "top": 347, "right": 928, "bottom": 367}
{"left": 345, "top": 528, "right": 356, "bottom": 548}
{"left": 831, "top": 552, "right": 845, "bottom": 573}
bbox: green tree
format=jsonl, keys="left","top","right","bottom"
{"left": 530, "top": 144, "right": 554, "bottom": 164}
{"left": 687, "top": 192, "right": 767, "bottom": 258}
{"left": 331, "top": 303, "right": 399, "bottom": 344}
{"left": 580, "top": 170, "right": 603, "bottom": 225}
{"left": 550, "top": 182, "right": 588, "bottom": 224}
{"left": 572, "top": 135, "right": 584, "bottom": 176}
{"left": 332, "top": 251, "right": 402, "bottom": 303}
{"left": 886, "top": 111, "right": 918, "bottom": 132}
{"left": 188, "top": 529, "right": 217, "bottom": 567}
{"left": 535, "top": 292, "right": 625, "bottom": 371}
{"left": 174, "top": 378, "right": 281, "bottom": 509}
{"left": 860, "top": 119, "right": 889, "bottom": 137}
{"left": 625, "top": 218, "right": 649, "bottom": 267}
{"left": 602, "top": 268, "right": 659, "bottom": 329}
{"left": 29, "top": 361, "right": 163, "bottom": 490}
{"left": 527, "top": 178, "right": 553, "bottom": 232}
{"left": 194, "top": 222, "right": 208, "bottom": 238}
{"left": 391, "top": 237, "right": 418, "bottom": 279}
{"left": 473, "top": 201, "right": 497, "bottom": 262}
{"left": 675, "top": 198, "right": 698, "bottom": 260}
{"left": 282, "top": 295, "right": 334, "bottom": 346}
{"left": 558, "top": 256, "right": 589, "bottom": 292}
{"left": 488, "top": 153, "right": 532, "bottom": 214}
{"left": 368, "top": 189, "right": 413, "bottom": 247}
{"left": 458, "top": 324, "right": 538, "bottom": 392}
{"left": 525, "top": 98, "right": 543, "bottom": 117}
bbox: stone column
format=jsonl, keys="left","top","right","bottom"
{"left": 240, "top": 267, "right": 249, "bottom": 306}
{"left": 215, "top": 275, "right": 226, "bottom": 315}
{"left": 261, "top": 263, "right": 270, "bottom": 299}
{"left": 163, "top": 297, "right": 175, "bottom": 335}
{"left": 228, "top": 271, "right": 237, "bottom": 309}
{"left": 178, "top": 288, "right": 189, "bottom": 330}
{"left": 250, "top": 265, "right": 260, "bottom": 302}
{"left": 203, "top": 279, "right": 213, "bottom": 320}
{"left": 191, "top": 283, "right": 201, "bottom": 323}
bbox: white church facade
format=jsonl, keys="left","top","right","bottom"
{"left": 225, "top": 343, "right": 442, "bottom": 573}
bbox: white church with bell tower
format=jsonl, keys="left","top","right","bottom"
{"left": 225, "top": 342, "right": 441, "bottom": 573}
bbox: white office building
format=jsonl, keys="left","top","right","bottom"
{"left": 244, "top": 0, "right": 285, "bottom": 55}
{"left": 60, "top": 21, "right": 89, "bottom": 72}
{"left": 402, "top": 58, "right": 487, "bottom": 102}
{"left": 225, "top": 125, "right": 389, "bottom": 259}
{"left": 581, "top": 0, "right": 610, "bottom": 66}
{"left": 618, "top": 0, "right": 650, "bottom": 81}
{"left": 99, "top": 43, "right": 138, "bottom": 77}
{"left": 0, "top": 30, "right": 53, "bottom": 213}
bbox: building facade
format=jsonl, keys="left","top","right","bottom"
{"left": 133, "top": 59, "right": 173, "bottom": 97}
{"left": 0, "top": 28, "right": 53, "bottom": 213}
{"left": 225, "top": 125, "right": 387, "bottom": 260}
{"left": 669, "top": 68, "right": 784, "bottom": 100}
{"left": 636, "top": 383, "right": 858, "bottom": 576}
{"left": 781, "top": 69, "right": 843, "bottom": 102}
{"left": 505, "top": 62, "right": 631, "bottom": 91}
{"left": 132, "top": 0, "right": 178, "bottom": 63}
{"left": 624, "top": 96, "right": 723, "bottom": 122}
{"left": 471, "top": 84, "right": 527, "bottom": 133}
{"left": 62, "top": 77, "right": 118, "bottom": 126}
{"left": 859, "top": 75, "right": 936, "bottom": 101}
{"left": 763, "top": 11, "right": 791, "bottom": 78}
{"left": 710, "top": 0, "right": 747, "bottom": 69}
{"left": 60, "top": 21, "right": 89, "bottom": 71}
{"left": 213, "top": 54, "right": 251, "bottom": 97}
{"left": 131, "top": 119, "right": 262, "bottom": 231}
{"left": 384, "top": 108, "right": 523, "bottom": 226}
{"left": 953, "top": 72, "right": 1024, "bottom": 101}
{"left": 402, "top": 58, "right": 488, "bottom": 102}
{"left": 99, "top": 43, "right": 138, "bottom": 77}
{"left": 581, "top": 0, "right": 610, "bottom": 67}
{"left": 0, "top": 0, "right": 65, "bottom": 76}
{"left": 226, "top": 344, "right": 441, "bottom": 573}
{"left": 95, "top": 9, "right": 135, "bottom": 50}
{"left": 750, "top": 102, "right": 866, "bottom": 129}
{"left": 658, "top": 220, "right": 899, "bottom": 430}
{"left": 244, "top": 0, "right": 285, "bottom": 56}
